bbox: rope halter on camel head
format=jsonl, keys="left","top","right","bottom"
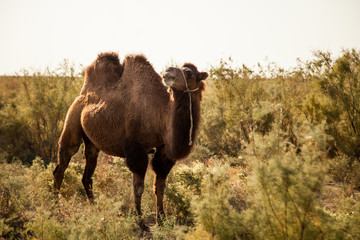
{"left": 180, "top": 68, "right": 199, "bottom": 146}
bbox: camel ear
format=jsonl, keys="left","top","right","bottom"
{"left": 197, "top": 72, "right": 209, "bottom": 81}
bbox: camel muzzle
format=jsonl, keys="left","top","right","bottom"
{"left": 163, "top": 72, "right": 176, "bottom": 87}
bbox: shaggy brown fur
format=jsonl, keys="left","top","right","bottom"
{"left": 53, "top": 52, "right": 208, "bottom": 229}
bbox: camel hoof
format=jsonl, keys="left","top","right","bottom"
{"left": 156, "top": 218, "right": 165, "bottom": 226}
{"left": 88, "top": 196, "right": 97, "bottom": 205}
{"left": 137, "top": 219, "right": 150, "bottom": 232}
{"left": 156, "top": 213, "right": 166, "bottom": 226}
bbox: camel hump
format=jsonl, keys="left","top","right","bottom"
{"left": 121, "top": 54, "right": 162, "bottom": 83}
{"left": 123, "top": 54, "right": 149, "bottom": 65}
{"left": 84, "top": 52, "right": 124, "bottom": 88}
{"left": 97, "top": 52, "right": 121, "bottom": 66}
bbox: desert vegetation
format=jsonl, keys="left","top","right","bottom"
{"left": 1, "top": 49, "right": 360, "bottom": 239}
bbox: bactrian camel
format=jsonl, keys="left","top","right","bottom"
{"left": 53, "top": 52, "right": 208, "bottom": 229}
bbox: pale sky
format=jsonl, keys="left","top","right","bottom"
{"left": 0, "top": 0, "right": 359, "bottom": 75}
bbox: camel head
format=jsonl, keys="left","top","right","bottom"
{"left": 163, "top": 64, "right": 209, "bottom": 91}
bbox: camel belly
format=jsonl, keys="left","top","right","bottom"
{"left": 80, "top": 102, "right": 125, "bottom": 156}
{"left": 80, "top": 102, "right": 163, "bottom": 156}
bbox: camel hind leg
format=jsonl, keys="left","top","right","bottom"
{"left": 82, "top": 135, "right": 99, "bottom": 202}
{"left": 53, "top": 99, "right": 84, "bottom": 195}
{"left": 53, "top": 130, "right": 82, "bottom": 194}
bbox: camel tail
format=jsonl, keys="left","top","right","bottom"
{"left": 84, "top": 52, "right": 124, "bottom": 87}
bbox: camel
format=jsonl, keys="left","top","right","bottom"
{"left": 53, "top": 52, "right": 208, "bottom": 228}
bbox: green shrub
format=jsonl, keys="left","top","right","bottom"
{"left": 243, "top": 122, "right": 343, "bottom": 240}
{"left": 0, "top": 160, "right": 28, "bottom": 238}
{"left": 302, "top": 49, "right": 360, "bottom": 160}
{"left": 190, "top": 164, "right": 248, "bottom": 240}
{"left": 200, "top": 60, "right": 260, "bottom": 156}
{"left": 25, "top": 208, "right": 67, "bottom": 240}
{"left": 166, "top": 162, "right": 208, "bottom": 224}
{"left": 0, "top": 61, "right": 82, "bottom": 164}
{"left": 341, "top": 201, "right": 360, "bottom": 239}
{"left": 199, "top": 59, "right": 307, "bottom": 159}
{"left": 328, "top": 154, "right": 360, "bottom": 191}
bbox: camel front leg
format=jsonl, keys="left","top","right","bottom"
{"left": 123, "top": 139, "right": 149, "bottom": 230}
{"left": 132, "top": 172, "right": 150, "bottom": 231}
{"left": 133, "top": 173, "right": 145, "bottom": 216}
{"left": 151, "top": 146, "right": 175, "bottom": 224}
{"left": 154, "top": 176, "right": 166, "bottom": 222}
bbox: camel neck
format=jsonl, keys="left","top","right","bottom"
{"left": 172, "top": 88, "right": 200, "bottom": 102}
{"left": 165, "top": 89, "right": 201, "bottom": 159}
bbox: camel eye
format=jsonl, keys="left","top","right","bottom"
{"left": 184, "top": 69, "right": 192, "bottom": 79}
